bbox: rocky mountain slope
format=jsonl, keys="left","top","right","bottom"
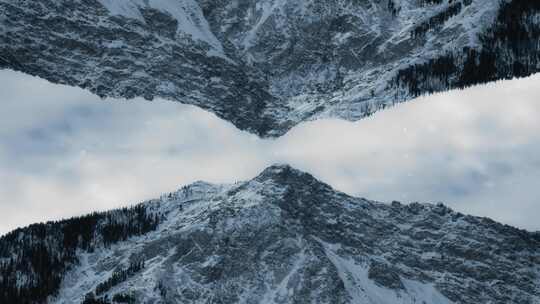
{"left": 1, "top": 165, "right": 539, "bottom": 303}
{"left": 1, "top": 0, "right": 539, "bottom": 137}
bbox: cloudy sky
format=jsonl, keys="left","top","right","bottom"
{"left": 1, "top": 69, "right": 539, "bottom": 234}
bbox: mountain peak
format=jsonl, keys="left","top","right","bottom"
{"left": 1, "top": 165, "right": 539, "bottom": 303}
{"left": 255, "top": 163, "right": 311, "bottom": 180}
{"left": 258, "top": 162, "right": 295, "bottom": 173}
{"left": 2, "top": 0, "right": 539, "bottom": 137}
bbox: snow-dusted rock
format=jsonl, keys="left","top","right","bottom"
{"left": 1, "top": 0, "right": 539, "bottom": 137}
{"left": 1, "top": 165, "right": 539, "bottom": 303}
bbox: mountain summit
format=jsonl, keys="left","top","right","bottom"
{"left": 1, "top": 164, "right": 539, "bottom": 303}
{"left": 1, "top": 0, "right": 539, "bottom": 137}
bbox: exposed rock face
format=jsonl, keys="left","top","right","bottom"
{"left": 1, "top": 165, "right": 539, "bottom": 303}
{"left": 1, "top": 0, "right": 539, "bottom": 137}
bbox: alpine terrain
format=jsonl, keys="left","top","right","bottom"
{"left": 1, "top": 0, "right": 539, "bottom": 137}
{"left": 1, "top": 165, "right": 539, "bottom": 304}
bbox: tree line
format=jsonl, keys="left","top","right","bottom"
{"left": 393, "top": 0, "right": 540, "bottom": 98}
{"left": 0, "top": 205, "right": 160, "bottom": 304}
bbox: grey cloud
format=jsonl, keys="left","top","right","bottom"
{"left": 1, "top": 69, "right": 539, "bottom": 234}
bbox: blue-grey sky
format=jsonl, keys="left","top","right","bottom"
{"left": 1, "top": 69, "right": 539, "bottom": 234}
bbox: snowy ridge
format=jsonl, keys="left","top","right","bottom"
{"left": 1, "top": 0, "right": 539, "bottom": 137}
{"left": 0, "top": 165, "right": 535, "bottom": 303}
{"left": 319, "top": 240, "right": 453, "bottom": 304}
{"left": 98, "top": 0, "right": 225, "bottom": 55}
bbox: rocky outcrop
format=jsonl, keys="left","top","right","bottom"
{"left": 1, "top": 0, "right": 539, "bottom": 137}
{"left": 1, "top": 165, "right": 538, "bottom": 303}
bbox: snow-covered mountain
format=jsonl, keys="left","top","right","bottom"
{"left": 1, "top": 0, "right": 539, "bottom": 137}
{"left": 1, "top": 165, "right": 539, "bottom": 303}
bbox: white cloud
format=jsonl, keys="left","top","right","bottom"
{"left": 1, "top": 69, "right": 539, "bottom": 234}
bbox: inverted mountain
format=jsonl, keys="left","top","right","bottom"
{"left": 1, "top": 0, "right": 539, "bottom": 137}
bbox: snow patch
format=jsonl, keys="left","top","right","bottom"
{"left": 319, "top": 240, "right": 454, "bottom": 304}
{"left": 241, "top": 0, "right": 288, "bottom": 50}
{"left": 98, "top": 0, "right": 227, "bottom": 58}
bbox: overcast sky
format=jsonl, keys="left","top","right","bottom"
{"left": 1, "top": 69, "right": 539, "bottom": 234}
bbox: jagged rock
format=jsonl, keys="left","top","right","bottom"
{"left": 1, "top": 0, "right": 539, "bottom": 137}
{"left": 1, "top": 165, "right": 539, "bottom": 303}
{"left": 368, "top": 261, "right": 404, "bottom": 290}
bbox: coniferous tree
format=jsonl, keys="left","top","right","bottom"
{"left": 0, "top": 205, "right": 159, "bottom": 303}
